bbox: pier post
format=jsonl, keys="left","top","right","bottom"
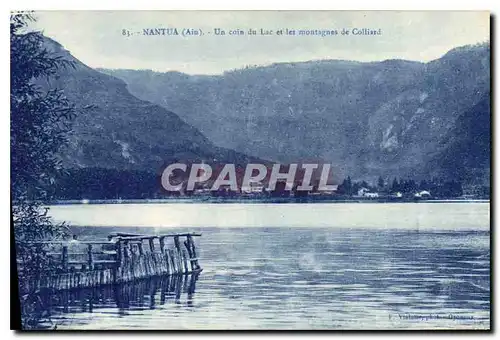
{"left": 116, "top": 240, "right": 123, "bottom": 266}
{"left": 168, "top": 249, "right": 176, "bottom": 274}
{"left": 174, "top": 236, "right": 183, "bottom": 273}
{"left": 62, "top": 246, "right": 68, "bottom": 272}
{"left": 123, "top": 241, "right": 130, "bottom": 260}
{"left": 184, "top": 237, "right": 194, "bottom": 271}
{"left": 149, "top": 238, "right": 155, "bottom": 253}
{"left": 165, "top": 250, "right": 170, "bottom": 275}
{"left": 187, "top": 235, "right": 200, "bottom": 270}
{"left": 87, "top": 244, "right": 94, "bottom": 270}
{"left": 159, "top": 237, "right": 165, "bottom": 253}
{"left": 182, "top": 249, "right": 188, "bottom": 273}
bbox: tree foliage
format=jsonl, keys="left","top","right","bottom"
{"left": 11, "top": 12, "right": 77, "bottom": 328}
{"left": 11, "top": 12, "right": 75, "bottom": 201}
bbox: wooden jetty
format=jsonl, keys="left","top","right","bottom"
{"left": 17, "top": 232, "right": 202, "bottom": 293}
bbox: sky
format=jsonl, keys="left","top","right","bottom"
{"left": 31, "top": 11, "right": 490, "bottom": 75}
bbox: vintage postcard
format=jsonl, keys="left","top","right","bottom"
{"left": 11, "top": 10, "right": 490, "bottom": 330}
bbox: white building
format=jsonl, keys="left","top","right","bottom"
{"left": 357, "top": 187, "right": 370, "bottom": 197}
{"left": 242, "top": 181, "right": 265, "bottom": 194}
{"left": 414, "top": 190, "right": 431, "bottom": 198}
{"left": 357, "top": 187, "right": 379, "bottom": 198}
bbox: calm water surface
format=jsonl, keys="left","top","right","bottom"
{"left": 39, "top": 203, "right": 490, "bottom": 330}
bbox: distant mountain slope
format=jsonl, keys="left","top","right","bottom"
{"left": 427, "top": 94, "right": 490, "bottom": 185}
{"left": 103, "top": 43, "right": 490, "bottom": 182}
{"left": 41, "top": 37, "right": 259, "bottom": 175}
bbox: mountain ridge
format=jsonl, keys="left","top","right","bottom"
{"left": 41, "top": 36, "right": 263, "bottom": 176}
{"left": 102, "top": 42, "right": 490, "bottom": 183}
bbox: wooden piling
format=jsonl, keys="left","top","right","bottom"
{"left": 168, "top": 249, "right": 176, "bottom": 274}
{"left": 159, "top": 237, "right": 165, "bottom": 253}
{"left": 165, "top": 250, "right": 170, "bottom": 275}
{"left": 87, "top": 244, "right": 94, "bottom": 270}
{"left": 184, "top": 238, "right": 195, "bottom": 271}
{"left": 62, "top": 246, "right": 68, "bottom": 272}
{"left": 174, "top": 236, "right": 184, "bottom": 273}
{"left": 182, "top": 248, "right": 188, "bottom": 273}
{"left": 18, "top": 232, "right": 202, "bottom": 293}
{"left": 187, "top": 235, "right": 200, "bottom": 269}
{"left": 116, "top": 240, "right": 123, "bottom": 266}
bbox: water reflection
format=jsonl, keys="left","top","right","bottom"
{"left": 33, "top": 273, "right": 199, "bottom": 328}
{"left": 28, "top": 226, "right": 490, "bottom": 330}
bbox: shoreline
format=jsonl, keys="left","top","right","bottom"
{"left": 47, "top": 198, "right": 491, "bottom": 205}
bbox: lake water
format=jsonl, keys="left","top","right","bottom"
{"left": 36, "top": 203, "right": 490, "bottom": 330}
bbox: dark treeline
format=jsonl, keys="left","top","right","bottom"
{"left": 51, "top": 168, "right": 290, "bottom": 199}
{"left": 51, "top": 168, "right": 161, "bottom": 200}
{"left": 49, "top": 168, "right": 489, "bottom": 201}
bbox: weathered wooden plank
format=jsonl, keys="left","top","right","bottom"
{"left": 88, "top": 244, "right": 94, "bottom": 270}
{"left": 165, "top": 250, "right": 170, "bottom": 275}
{"left": 159, "top": 237, "right": 165, "bottom": 253}
{"left": 23, "top": 241, "right": 118, "bottom": 245}
{"left": 184, "top": 238, "right": 195, "bottom": 271}
{"left": 49, "top": 250, "right": 117, "bottom": 256}
{"left": 174, "top": 236, "right": 183, "bottom": 273}
{"left": 169, "top": 249, "right": 177, "bottom": 274}
{"left": 62, "top": 246, "right": 68, "bottom": 272}
{"left": 67, "top": 260, "right": 116, "bottom": 266}
{"left": 182, "top": 249, "right": 189, "bottom": 273}
{"left": 124, "top": 241, "right": 130, "bottom": 260}
{"left": 160, "top": 253, "right": 168, "bottom": 274}
{"left": 116, "top": 241, "right": 123, "bottom": 267}
{"left": 116, "top": 233, "right": 202, "bottom": 242}
{"left": 188, "top": 235, "right": 201, "bottom": 270}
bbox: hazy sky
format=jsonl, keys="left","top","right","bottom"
{"left": 32, "top": 11, "right": 490, "bottom": 75}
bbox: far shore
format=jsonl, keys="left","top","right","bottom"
{"left": 47, "top": 197, "right": 491, "bottom": 205}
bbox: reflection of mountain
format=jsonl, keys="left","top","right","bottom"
{"left": 41, "top": 37, "right": 261, "bottom": 174}
{"left": 104, "top": 43, "right": 490, "bottom": 183}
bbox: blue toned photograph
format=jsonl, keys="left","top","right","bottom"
{"left": 11, "top": 11, "right": 490, "bottom": 330}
